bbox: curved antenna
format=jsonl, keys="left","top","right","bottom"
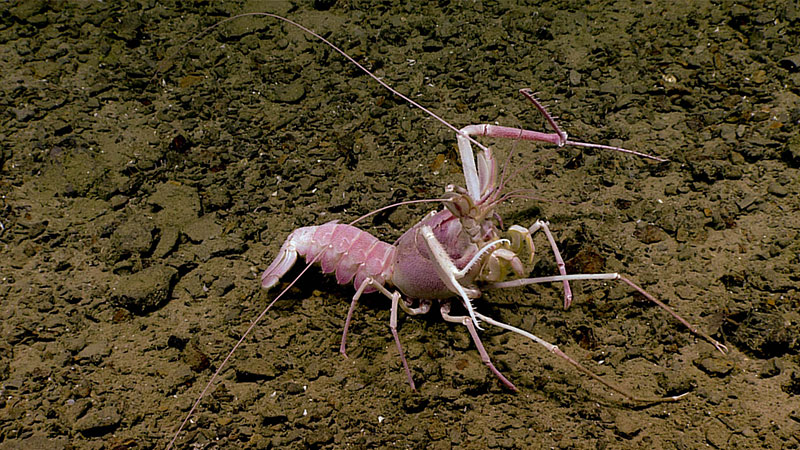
{"left": 166, "top": 254, "right": 321, "bottom": 450}
{"left": 348, "top": 198, "right": 449, "bottom": 226}
{"left": 564, "top": 139, "right": 668, "bottom": 162}
{"left": 155, "top": 12, "right": 492, "bottom": 158}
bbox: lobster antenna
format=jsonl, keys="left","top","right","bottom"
{"left": 348, "top": 198, "right": 448, "bottom": 226}
{"left": 565, "top": 140, "right": 668, "bottom": 162}
{"left": 166, "top": 253, "right": 322, "bottom": 450}
{"left": 155, "top": 12, "right": 492, "bottom": 157}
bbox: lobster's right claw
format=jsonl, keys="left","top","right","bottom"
{"left": 508, "top": 224, "right": 535, "bottom": 265}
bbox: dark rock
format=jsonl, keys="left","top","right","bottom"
{"left": 566, "top": 246, "right": 606, "bottom": 273}
{"left": 152, "top": 226, "right": 179, "bottom": 259}
{"left": 75, "top": 341, "right": 109, "bottom": 364}
{"left": 110, "top": 216, "right": 156, "bottom": 260}
{"left": 73, "top": 407, "right": 121, "bottom": 436}
{"left": 182, "top": 339, "right": 210, "bottom": 373}
{"left": 759, "top": 358, "right": 783, "bottom": 379}
{"left": 727, "top": 310, "right": 796, "bottom": 358}
{"left": 782, "top": 371, "right": 800, "bottom": 395}
{"left": 306, "top": 429, "right": 334, "bottom": 448}
{"left": 235, "top": 358, "right": 278, "bottom": 381}
{"left": 634, "top": 224, "right": 669, "bottom": 244}
{"left": 657, "top": 369, "right": 693, "bottom": 396}
{"left": 8, "top": 0, "right": 46, "bottom": 21}
{"left": 110, "top": 264, "right": 178, "bottom": 313}
{"left": 614, "top": 412, "right": 642, "bottom": 438}
{"left": 183, "top": 215, "right": 222, "bottom": 242}
{"left": 273, "top": 83, "right": 306, "bottom": 103}
{"left": 767, "top": 182, "right": 788, "bottom": 197}
{"left": 693, "top": 356, "right": 734, "bottom": 377}
{"left": 61, "top": 398, "right": 92, "bottom": 427}
{"left": 11, "top": 107, "right": 35, "bottom": 122}
{"left": 783, "top": 135, "right": 800, "bottom": 168}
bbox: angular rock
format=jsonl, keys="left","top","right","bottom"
{"left": 74, "top": 407, "right": 121, "bottom": 436}
{"left": 694, "top": 356, "right": 734, "bottom": 377}
{"left": 75, "top": 341, "right": 110, "bottom": 364}
{"left": 110, "top": 264, "right": 178, "bottom": 313}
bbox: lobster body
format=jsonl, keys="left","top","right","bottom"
{"left": 261, "top": 206, "right": 495, "bottom": 301}
{"left": 257, "top": 93, "right": 728, "bottom": 395}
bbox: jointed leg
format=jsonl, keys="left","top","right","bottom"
{"left": 340, "top": 278, "right": 426, "bottom": 390}
{"left": 487, "top": 273, "right": 728, "bottom": 354}
{"left": 529, "top": 219, "right": 573, "bottom": 308}
{"left": 340, "top": 278, "right": 372, "bottom": 358}
{"left": 474, "top": 311, "right": 688, "bottom": 404}
{"left": 388, "top": 289, "right": 415, "bottom": 390}
{"left": 440, "top": 300, "right": 518, "bottom": 391}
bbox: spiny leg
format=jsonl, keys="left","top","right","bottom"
{"left": 440, "top": 300, "right": 518, "bottom": 391}
{"left": 473, "top": 311, "right": 688, "bottom": 404}
{"left": 487, "top": 273, "right": 728, "bottom": 354}
{"left": 617, "top": 275, "right": 728, "bottom": 353}
{"left": 340, "top": 277, "right": 424, "bottom": 390}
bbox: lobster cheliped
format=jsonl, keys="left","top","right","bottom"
{"left": 260, "top": 88, "right": 728, "bottom": 399}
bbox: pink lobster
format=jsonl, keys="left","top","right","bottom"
{"left": 166, "top": 13, "right": 729, "bottom": 449}
{"left": 259, "top": 87, "right": 727, "bottom": 397}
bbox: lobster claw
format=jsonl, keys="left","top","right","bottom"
{"left": 443, "top": 187, "right": 476, "bottom": 219}
{"left": 476, "top": 148, "right": 497, "bottom": 200}
{"left": 482, "top": 248, "right": 526, "bottom": 282}
{"left": 508, "top": 224, "right": 535, "bottom": 265}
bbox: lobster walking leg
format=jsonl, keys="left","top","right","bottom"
{"left": 487, "top": 273, "right": 728, "bottom": 354}
{"left": 339, "top": 277, "right": 418, "bottom": 389}
{"left": 388, "top": 289, "right": 415, "bottom": 390}
{"left": 340, "top": 278, "right": 373, "bottom": 359}
{"left": 440, "top": 301, "right": 517, "bottom": 391}
{"left": 473, "top": 311, "right": 689, "bottom": 403}
{"left": 529, "top": 220, "right": 573, "bottom": 308}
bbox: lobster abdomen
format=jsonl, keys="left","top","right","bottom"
{"left": 261, "top": 221, "right": 395, "bottom": 293}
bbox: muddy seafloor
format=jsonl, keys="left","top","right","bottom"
{"left": 1, "top": 0, "right": 799, "bottom": 449}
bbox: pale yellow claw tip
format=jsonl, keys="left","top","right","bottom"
{"left": 508, "top": 225, "right": 535, "bottom": 265}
